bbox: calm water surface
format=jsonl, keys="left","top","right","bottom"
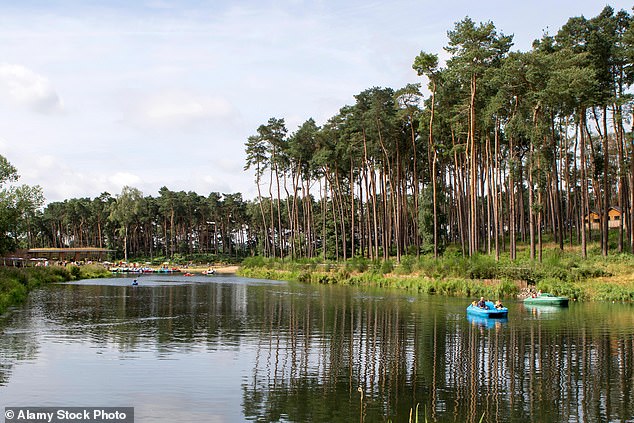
{"left": 1, "top": 274, "right": 633, "bottom": 422}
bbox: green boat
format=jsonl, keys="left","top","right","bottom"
{"left": 523, "top": 293, "right": 569, "bottom": 307}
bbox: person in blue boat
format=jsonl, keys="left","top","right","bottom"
{"left": 132, "top": 279, "right": 138, "bottom": 286}
{"left": 494, "top": 299, "right": 504, "bottom": 309}
{"left": 476, "top": 296, "right": 488, "bottom": 309}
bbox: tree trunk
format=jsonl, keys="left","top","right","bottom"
{"left": 580, "top": 111, "right": 588, "bottom": 259}
{"left": 469, "top": 74, "right": 478, "bottom": 256}
{"left": 509, "top": 136, "right": 516, "bottom": 261}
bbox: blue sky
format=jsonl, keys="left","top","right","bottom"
{"left": 0, "top": 0, "right": 630, "bottom": 202}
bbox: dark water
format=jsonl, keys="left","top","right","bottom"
{"left": 1, "top": 274, "right": 633, "bottom": 423}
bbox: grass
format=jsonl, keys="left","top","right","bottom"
{"left": 237, "top": 244, "right": 634, "bottom": 302}
{"left": 0, "top": 264, "right": 111, "bottom": 314}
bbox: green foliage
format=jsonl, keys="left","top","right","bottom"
{"left": 536, "top": 278, "right": 584, "bottom": 300}
{"left": 380, "top": 259, "right": 394, "bottom": 275}
{"left": 0, "top": 265, "right": 112, "bottom": 314}
{"left": 69, "top": 265, "right": 82, "bottom": 279}
{"left": 346, "top": 256, "right": 369, "bottom": 273}
{"left": 594, "top": 284, "right": 634, "bottom": 302}
{"left": 417, "top": 188, "right": 435, "bottom": 252}
{"left": 467, "top": 254, "right": 498, "bottom": 279}
{"left": 396, "top": 255, "right": 416, "bottom": 275}
{"left": 235, "top": 244, "right": 634, "bottom": 301}
{"left": 242, "top": 256, "right": 270, "bottom": 268}
{"left": 0, "top": 155, "right": 45, "bottom": 255}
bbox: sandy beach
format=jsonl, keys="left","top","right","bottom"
{"left": 187, "top": 265, "right": 239, "bottom": 274}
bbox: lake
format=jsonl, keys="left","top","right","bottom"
{"left": 1, "top": 274, "right": 633, "bottom": 422}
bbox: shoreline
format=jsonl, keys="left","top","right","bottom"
{"left": 185, "top": 265, "right": 239, "bottom": 274}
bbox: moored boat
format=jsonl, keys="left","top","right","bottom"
{"left": 523, "top": 293, "right": 569, "bottom": 307}
{"left": 467, "top": 301, "right": 508, "bottom": 318}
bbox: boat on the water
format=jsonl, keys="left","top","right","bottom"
{"left": 202, "top": 269, "right": 215, "bottom": 275}
{"left": 467, "top": 301, "right": 508, "bottom": 318}
{"left": 523, "top": 293, "right": 569, "bottom": 307}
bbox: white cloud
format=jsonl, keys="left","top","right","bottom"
{"left": 126, "top": 91, "right": 235, "bottom": 129}
{"left": 108, "top": 172, "right": 142, "bottom": 188}
{"left": 0, "top": 64, "right": 64, "bottom": 114}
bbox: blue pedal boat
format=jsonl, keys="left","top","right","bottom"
{"left": 467, "top": 301, "right": 508, "bottom": 318}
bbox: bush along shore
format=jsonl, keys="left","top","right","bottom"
{"left": 0, "top": 264, "right": 111, "bottom": 314}
{"left": 237, "top": 247, "right": 634, "bottom": 302}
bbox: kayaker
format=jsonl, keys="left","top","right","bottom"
{"left": 477, "top": 297, "right": 488, "bottom": 309}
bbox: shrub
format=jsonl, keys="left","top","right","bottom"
{"left": 336, "top": 268, "right": 350, "bottom": 281}
{"left": 380, "top": 259, "right": 394, "bottom": 275}
{"left": 69, "top": 265, "right": 82, "bottom": 279}
{"left": 241, "top": 256, "right": 268, "bottom": 268}
{"left": 297, "top": 271, "right": 312, "bottom": 284}
{"left": 346, "top": 256, "right": 369, "bottom": 273}
{"left": 536, "top": 278, "right": 583, "bottom": 300}
{"left": 468, "top": 254, "right": 498, "bottom": 279}
{"left": 396, "top": 255, "right": 416, "bottom": 275}
{"left": 594, "top": 285, "right": 634, "bottom": 302}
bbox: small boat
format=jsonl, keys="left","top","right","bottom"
{"left": 467, "top": 301, "right": 508, "bottom": 318}
{"left": 523, "top": 293, "right": 569, "bottom": 307}
{"left": 132, "top": 279, "right": 138, "bottom": 286}
{"left": 155, "top": 267, "right": 181, "bottom": 273}
{"left": 202, "top": 269, "right": 215, "bottom": 275}
{"left": 183, "top": 272, "right": 195, "bottom": 277}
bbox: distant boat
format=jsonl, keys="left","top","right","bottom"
{"left": 183, "top": 272, "right": 195, "bottom": 277}
{"left": 467, "top": 301, "right": 508, "bottom": 318}
{"left": 132, "top": 279, "right": 138, "bottom": 286}
{"left": 523, "top": 293, "right": 569, "bottom": 307}
{"left": 155, "top": 267, "right": 181, "bottom": 273}
{"left": 202, "top": 269, "right": 216, "bottom": 275}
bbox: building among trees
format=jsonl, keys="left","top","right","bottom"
{"left": 585, "top": 207, "right": 626, "bottom": 230}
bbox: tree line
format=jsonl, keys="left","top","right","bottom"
{"left": 245, "top": 6, "right": 634, "bottom": 262}
{"left": 2, "top": 6, "right": 633, "bottom": 263}
{"left": 0, "top": 159, "right": 251, "bottom": 260}
{"left": 30, "top": 187, "right": 250, "bottom": 261}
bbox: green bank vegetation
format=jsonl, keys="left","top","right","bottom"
{"left": 0, "top": 265, "right": 110, "bottom": 314}
{"left": 238, "top": 244, "right": 634, "bottom": 302}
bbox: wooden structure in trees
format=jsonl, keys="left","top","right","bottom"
{"left": 585, "top": 207, "right": 625, "bottom": 230}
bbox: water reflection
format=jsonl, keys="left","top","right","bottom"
{"left": 0, "top": 276, "right": 633, "bottom": 422}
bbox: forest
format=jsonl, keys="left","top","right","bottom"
{"left": 2, "top": 6, "right": 634, "bottom": 265}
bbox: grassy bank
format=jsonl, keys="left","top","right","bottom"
{"left": 0, "top": 264, "right": 111, "bottom": 314}
{"left": 237, "top": 246, "right": 634, "bottom": 302}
